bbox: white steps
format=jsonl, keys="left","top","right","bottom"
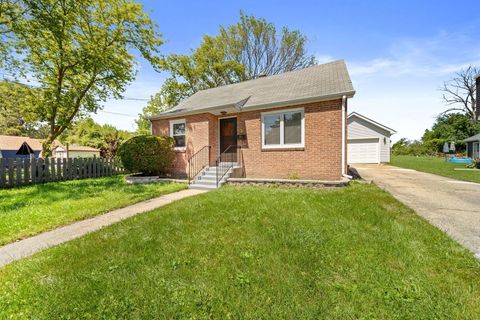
{"left": 189, "top": 165, "right": 235, "bottom": 189}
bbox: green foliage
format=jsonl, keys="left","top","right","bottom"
{"left": 422, "top": 113, "right": 480, "bottom": 152}
{"left": 117, "top": 135, "right": 175, "bottom": 175}
{"left": 1, "top": 0, "right": 163, "bottom": 154}
{"left": 136, "top": 12, "right": 316, "bottom": 127}
{"left": 392, "top": 138, "right": 431, "bottom": 156}
{"left": 393, "top": 113, "right": 480, "bottom": 156}
{"left": 0, "top": 80, "right": 45, "bottom": 137}
{"left": 0, "top": 175, "right": 186, "bottom": 245}
{"left": 61, "top": 118, "right": 132, "bottom": 158}
{"left": 1, "top": 185, "right": 479, "bottom": 318}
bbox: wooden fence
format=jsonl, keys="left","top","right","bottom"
{"left": 0, "top": 157, "right": 126, "bottom": 189}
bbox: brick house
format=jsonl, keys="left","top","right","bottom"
{"left": 150, "top": 60, "right": 355, "bottom": 188}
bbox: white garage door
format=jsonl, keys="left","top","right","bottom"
{"left": 348, "top": 138, "right": 379, "bottom": 164}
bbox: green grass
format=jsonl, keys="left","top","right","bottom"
{"left": 1, "top": 184, "right": 479, "bottom": 319}
{"left": 0, "top": 176, "right": 186, "bottom": 246}
{"left": 391, "top": 155, "right": 480, "bottom": 183}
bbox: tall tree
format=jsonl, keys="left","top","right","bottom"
{"left": 219, "top": 11, "right": 316, "bottom": 79}
{"left": 1, "top": 0, "right": 163, "bottom": 155}
{"left": 441, "top": 66, "right": 479, "bottom": 122}
{"left": 137, "top": 12, "right": 316, "bottom": 127}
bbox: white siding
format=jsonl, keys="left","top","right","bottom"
{"left": 348, "top": 115, "right": 392, "bottom": 163}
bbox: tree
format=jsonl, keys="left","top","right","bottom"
{"left": 1, "top": 0, "right": 163, "bottom": 155}
{"left": 151, "top": 12, "right": 316, "bottom": 108}
{"left": 219, "top": 11, "right": 316, "bottom": 79}
{"left": 441, "top": 66, "right": 479, "bottom": 122}
{"left": 62, "top": 118, "right": 132, "bottom": 158}
{"left": 0, "top": 79, "right": 46, "bottom": 137}
{"left": 422, "top": 113, "right": 480, "bottom": 152}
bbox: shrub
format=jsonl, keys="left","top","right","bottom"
{"left": 117, "top": 135, "right": 176, "bottom": 176}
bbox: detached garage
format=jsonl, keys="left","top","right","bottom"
{"left": 347, "top": 112, "right": 396, "bottom": 164}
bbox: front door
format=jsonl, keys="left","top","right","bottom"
{"left": 219, "top": 117, "right": 237, "bottom": 161}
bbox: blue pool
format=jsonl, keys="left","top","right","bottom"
{"left": 447, "top": 157, "right": 473, "bottom": 164}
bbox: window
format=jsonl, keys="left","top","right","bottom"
{"left": 170, "top": 119, "right": 186, "bottom": 149}
{"left": 261, "top": 108, "right": 304, "bottom": 148}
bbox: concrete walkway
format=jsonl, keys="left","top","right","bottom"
{"left": 0, "top": 188, "right": 207, "bottom": 268}
{"left": 356, "top": 164, "right": 480, "bottom": 259}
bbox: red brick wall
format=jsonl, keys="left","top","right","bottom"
{"left": 151, "top": 99, "right": 345, "bottom": 180}
{"left": 152, "top": 113, "right": 216, "bottom": 178}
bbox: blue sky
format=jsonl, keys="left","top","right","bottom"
{"left": 94, "top": 0, "right": 480, "bottom": 141}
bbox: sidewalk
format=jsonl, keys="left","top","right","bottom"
{"left": 0, "top": 188, "right": 208, "bottom": 268}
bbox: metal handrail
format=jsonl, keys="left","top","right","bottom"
{"left": 215, "top": 145, "right": 241, "bottom": 187}
{"left": 187, "top": 145, "right": 211, "bottom": 184}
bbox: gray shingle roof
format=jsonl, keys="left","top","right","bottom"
{"left": 151, "top": 60, "right": 355, "bottom": 119}
{"left": 464, "top": 133, "right": 480, "bottom": 142}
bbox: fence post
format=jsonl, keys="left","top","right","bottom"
{"left": 37, "top": 158, "right": 44, "bottom": 183}
{"left": 44, "top": 158, "right": 50, "bottom": 182}
{"left": 63, "top": 158, "right": 67, "bottom": 180}
{"left": 7, "top": 158, "right": 14, "bottom": 187}
{"left": 31, "top": 158, "right": 36, "bottom": 183}
{"left": 0, "top": 158, "right": 6, "bottom": 188}
{"left": 87, "top": 158, "right": 92, "bottom": 178}
{"left": 50, "top": 158, "right": 55, "bottom": 181}
{"left": 72, "top": 158, "right": 77, "bottom": 179}
{"left": 93, "top": 156, "right": 97, "bottom": 178}
{"left": 56, "top": 158, "right": 61, "bottom": 181}
{"left": 100, "top": 158, "right": 104, "bottom": 176}
{"left": 15, "top": 159, "right": 22, "bottom": 187}
{"left": 24, "top": 158, "right": 30, "bottom": 185}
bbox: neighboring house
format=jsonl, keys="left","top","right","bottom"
{"left": 347, "top": 112, "right": 396, "bottom": 164}
{"left": 53, "top": 145, "right": 101, "bottom": 158}
{"left": 0, "top": 135, "right": 44, "bottom": 159}
{"left": 464, "top": 134, "right": 480, "bottom": 159}
{"left": 150, "top": 60, "right": 355, "bottom": 186}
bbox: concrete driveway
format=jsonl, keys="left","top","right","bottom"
{"left": 355, "top": 164, "right": 480, "bottom": 259}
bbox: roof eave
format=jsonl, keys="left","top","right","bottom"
{"left": 149, "top": 91, "right": 355, "bottom": 120}
{"left": 348, "top": 112, "right": 396, "bottom": 135}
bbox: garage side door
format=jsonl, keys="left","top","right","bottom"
{"left": 348, "top": 138, "right": 379, "bottom": 164}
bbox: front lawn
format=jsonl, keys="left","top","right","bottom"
{"left": 0, "top": 176, "right": 186, "bottom": 245}
{"left": 391, "top": 155, "right": 480, "bottom": 183}
{"left": 1, "top": 184, "right": 479, "bottom": 319}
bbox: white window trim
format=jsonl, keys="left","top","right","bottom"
{"left": 169, "top": 119, "right": 186, "bottom": 150}
{"left": 261, "top": 108, "right": 305, "bottom": 149}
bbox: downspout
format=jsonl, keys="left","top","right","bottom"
{"left": 341, "top": 95, "right": 352, "bottom": 179}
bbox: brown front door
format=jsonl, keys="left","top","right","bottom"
{"left": 219, "top": 117, "right": 237, "bottom": 159}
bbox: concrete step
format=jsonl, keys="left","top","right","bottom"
{"left": 189, "top": 183, "right": 218, "bottom": 190}
{"left": 189, "top": 165, "right": 233, "bottom": 189}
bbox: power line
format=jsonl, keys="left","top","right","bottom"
{"left": 98, "top": 110, "right": 137, "bottom": 118}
